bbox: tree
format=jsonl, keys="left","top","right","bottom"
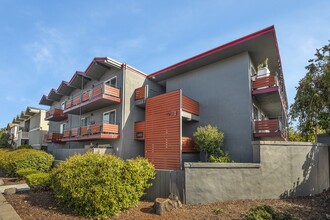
{"left": 193, "top": 125, "right": 231, "bottom": 162}
{"left": 0, "top": 127, "right": 10, "bottom": 147}
{"left": 290, "top": 41, "right": 330, "bottom": 141}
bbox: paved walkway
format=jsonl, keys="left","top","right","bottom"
{"left": 0, "top": 184, "right": 29, "bottom": 220}
{"left": 0, "top": 193, "right": 21, "bottom": 220}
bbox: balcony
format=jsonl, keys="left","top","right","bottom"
{"left": 64, "top": 83, "right": 121, "bottom": 115}
{"left": 253, "top": 119, "right": 287, "bottom": 140}
{"left": 252, "top": 75, "right": 287, "bottom": 119}
{"left": 45, "top": 132, "right": 64, "bottom": 143}
{"left": 134, "top": 121, "right": 145, "bottom": 140}
{"left": 61, "top": 123, "right": 119, "bottom": 142}
{"left": 135, "top": 85, "right": 148, "bottom": 107}
{"left": 45, "top": 108, "right": 67, "bottom": 121}
{"left": 182, "top": 137, "right": 198, "bottom": 153}
{"left": 182, "top": 95, "right": 200, "bottom": 121}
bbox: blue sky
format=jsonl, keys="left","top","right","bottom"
{"left": 0, "top": 1, "right": 329, "bottom": 128}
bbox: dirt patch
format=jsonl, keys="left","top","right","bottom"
{"left": 1, "top": 177, "right": 26, "bottom": 185}
{"left": 4, "top": 190, "right": 330, "bottom": 220}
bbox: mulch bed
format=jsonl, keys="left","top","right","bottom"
{"left": 4, "top": 189, "right": 330, "bottom": 220}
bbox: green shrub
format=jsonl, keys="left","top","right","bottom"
{"left": 246, "top": 205, "right": 299, "bottom": 220}
{"left": 17, "top": 144, "right": 34, "bottom": 149}
{"left": 26, "top": 172, "right": 51, "bottom": 190}
{"left": 51, "top": 152, "right": 155, "bottom": 218}
{"left": 16, "top": 168, "right": 40, "bottom": 178}
{"left": 193, "top": 125, "right": 231, "bottom": 162}
{"left": 209, "top": 153, "right": 232, "bottom": 163}
{"left": 0, "top": 149, "right": 54, "bottom": 176}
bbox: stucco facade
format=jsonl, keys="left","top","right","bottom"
{"left": 40, "top": 26, "right": 288, "bottom": 169}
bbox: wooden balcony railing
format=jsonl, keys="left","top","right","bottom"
{"left": 45, "top": 108, "right": 67, "bottom": 121}
{"left": 254, "top": 119, "right": 279, "bottom": 132}
{"left": 63, "top": 130, "right": 70, "bottom": 138}
{"left": 46, "top": 132, "right": 64, "bottom": 142}
{"left": 64, "top": 83, "right": 120, "bottom": 112}
{"left": 62, "top": 123, "right": 119, "bottom": 140}
{"left": 252, "top": 75, "right": 278, "bottom": 90}
{"left": 182, "top": 137, "right": 198, "bottom": 153}
{"left": 134, "top": 121, "right": 145, "bottom": 140}
{"left": 254, "top": 119, "right": 287, "bottom": 140}
{"left": 90, "top": 123, "right": 119, "bottom": 134}
{"left": 182, "top": 95, "right": 200, "bottom": 115}
{"left": 135, "top": 86, "right": 146, "bottom": 100}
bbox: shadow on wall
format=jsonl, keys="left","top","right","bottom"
{"left": 280, "top": 145, "right": 324, "bottom": 198}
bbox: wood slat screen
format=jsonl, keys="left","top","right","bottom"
{"left": 145, "top": 90, "right": 181, "bottom": 170}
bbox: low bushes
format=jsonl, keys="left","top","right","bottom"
{"left": 51, "top": 152, "right": 155, "bottom": 218}
{"left": 246, "top": 205, "right": 299, "bottom": 220}
{"left": 17, "top": 144, "right": 34, "bottom": 149}
{"left": 26, "top": 172, "right": 51, "bottom": 190}
{"left": 0, "top": 148, "right": 54, "bottom": 176}
{"left": 16, "top": 168, "right": 40, "bottom": 178}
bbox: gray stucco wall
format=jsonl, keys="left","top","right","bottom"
{"left": 118, "top": 67, "right": 146, "bottom": 159}
{"left": 166, "top": 52, "right": 252, "bottom": 162}
{"left": 184, "top": 141, "right": 329, "bottom": 204}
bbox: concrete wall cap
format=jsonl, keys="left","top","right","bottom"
{"left": 184, "top": 162, "right": 261, "bottom": 169}
{"left": 252, "top": 141, "right": 328, "bottom": 147}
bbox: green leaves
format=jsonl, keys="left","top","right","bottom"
{"left": 290, "top": 41, "right": 330, "bottom": 141}
{"left": 193, "top": 125, "right": 231, "bottom": 162}
{"left": 50, "top": 152, "right": 155, "bottom": 218}
{"left": 0, "top": 148, "right": 54, "bottom": 176}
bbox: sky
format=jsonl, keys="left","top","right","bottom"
{"left": 0, "top": 0, "right": 329, "bottom": 128}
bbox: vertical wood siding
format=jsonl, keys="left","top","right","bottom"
{"left": 145, "top": 90, "right": 181, "bottom": 170}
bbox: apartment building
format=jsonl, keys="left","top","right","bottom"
{"left": 40, "top": 26, "right": 287, "bottom": 170}
{"left": 6, "top": 123, "right": 19, "bottom": 147}
{"left": 10, "top": 107, "right": 48, "bottom": 149}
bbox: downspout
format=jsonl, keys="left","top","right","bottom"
{"left": 120, "top": 64, "right": 126, "bottom": 158}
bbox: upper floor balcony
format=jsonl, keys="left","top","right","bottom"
{"left": 61, "top": 123, "right": 119, "bottom": 142}
{"left": 252, "top": 74, "right": 287, "bottom": 120}
{"left": 253, "top": 118, "right": 287, "bottom": 141}
{"left": 44, "top": 132, "right": 64, "bottom": 143}
{"left": 64, "top": 82, "right": 120, "bottom": 115}
{"left": 45, "top": 107, "right": 67, "bottom": 121}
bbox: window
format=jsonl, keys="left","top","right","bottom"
{"left": 81, "top": 117, "right": 89, "bottom": 126}
{"left": 105, "top": 77, "right": 117, "bottom": 87}
{"left": 60, "top": 123, "right": 66, "bottom": 134}
{"left": 103, "top": 110, "right": 116, "bottom": 124}
{"left": 61, "top": 102, "right": 65, "bottom": 110}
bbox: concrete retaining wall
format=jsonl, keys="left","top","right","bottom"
{"left": 184, "top": 141, "right": 329, "bottom": 204}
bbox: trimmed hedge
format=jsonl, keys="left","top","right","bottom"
{"left": 51, "top": 152, "right": 155, "bottom": 218}
{"left": 0, "top": 149, "right": 54, "bottom": 176}
{"left": 17, "top": 144, "right": 34, "bottom": 149}
{"left": 26, "top": 172, "right": 51, "bottom": 190}
{"left": 16, "top": 168, "right": 40, "bottom": 178}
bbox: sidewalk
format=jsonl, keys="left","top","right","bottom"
{"left": 0, "top": 193, "right": 21, "bottom": 220}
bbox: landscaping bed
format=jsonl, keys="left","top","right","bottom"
{"left": 4, "top": 190, "right": 330, "bottom": 220}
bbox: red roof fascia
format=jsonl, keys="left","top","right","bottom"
{"left": 148, "top": 25, "right": 275, "bottom": 78}
{"left": 84, "top": 57, "right": 108, "bottom": 75}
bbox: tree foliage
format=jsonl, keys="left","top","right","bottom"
{"left": 290, "top": 41, "right": 330, "bottom": 141}
{"left": 0, "top": 127, "right": 10, "bottom": 147}
{"left": 193, "top": 125, "right": 231, "bottom": 162}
